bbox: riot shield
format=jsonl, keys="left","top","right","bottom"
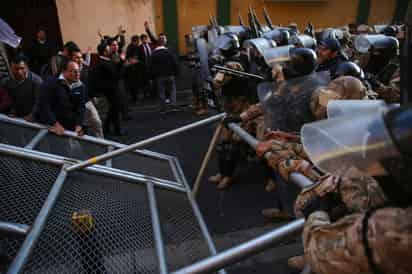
{"left": 319, "top": 28, "right": 344, "bottom": 42}
{"left": 208, "top": 28, "right": 219, "bottom": 44}
{"left": 354, "top": 34, "right": 399, "bottom": 53}
{"left": 223, "top": 26, "right": 248, "bottom": 35}
{"left": 301, "top": 106, "right": 401, "bottom": 177}
{"left": 327, "top": 100, "right": 388, "bottom": 118}
{"left": 289, "top": 34, "right": 317, "bottom": 49}
{"left": 212, "top": 34, "right": 234, "bottom": 51}
{"left": 261, "top": 45, "right": 294, "bottom": 67}
{"left": 195, "top": 38, "right": 210, "bottom": 81}
{"left": 243, "top": 38, "right": 276, "bottom": 57}
{"left": 260, "top": 72, "right": 330, "bottom": 132}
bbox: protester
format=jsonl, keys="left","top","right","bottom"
{"left": 90, "top": 41, "right": 126, "bottom": 136}
{"left": 0, "top": 54, "right": 42, "bottom": 120}
{"left": 150, "top": 36, "right": 178, "bottom": 113}
{"left": 71, "top": 49, "right": 104, "bottom": 138}
{"left": 28, "top": 27, "right": 56, "bottom": 75}
{"left": 35, "top": 59, "right": 86, "bottom": 136}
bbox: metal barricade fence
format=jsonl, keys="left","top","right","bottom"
{"left": 0, "top": 144, "right": 222, "bottom": 274}
{"left": 0, "top": 114, "right": 177, "bottom": 183}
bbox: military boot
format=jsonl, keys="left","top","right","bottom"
{"left": 287, "top": 256, "right": 305, "bottom": 270}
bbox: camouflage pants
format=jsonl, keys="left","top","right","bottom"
{"left": 304, "top": 208, "right": 412, "bottom": 274}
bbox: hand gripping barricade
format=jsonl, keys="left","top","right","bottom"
{"left": 0, "top": 114, "right": 228, "bottom": 274}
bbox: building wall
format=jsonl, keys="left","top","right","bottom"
{"left": 56, "top": 0, "right": 399, "bottom": 54}
{"left": 177, "top": 0, "right": 217, "bottom": 53}
{"left": 369, "top": 0, "right": 397, "bottom": 25}
{"left": 56, "top": 0, "right": 156, "bottom": 52}
{"left": 232, "top": 0, "right": 359, "bottom": 30}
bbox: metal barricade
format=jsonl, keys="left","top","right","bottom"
{"left": 0, "top": 144, "right": 221, "bottom": 274}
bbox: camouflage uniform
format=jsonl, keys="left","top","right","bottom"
{"left": 304, "top": 207, "right": 412, "bottom": 274}
{"left": 310, "top": 76, "right": 368, "bottom": 120}
{"left": 211, "top": 62, "right": 255, "bottom": 189}
{"left": 375, "top": 68, "right": 400, "bottom": 103}
{"left": 186, "top": 38, "right": 208, "bottom": 114}
{"left": 291, "top": 166, "right": 412, "bottom": 274}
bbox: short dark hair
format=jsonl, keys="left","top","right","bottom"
{"left": 11, "top": 54, "right": 27, "bottom": 65}
{"left": 131, "top": 35, "right": 139, "bottom": 42}
{"left": 64, "top": 41, "right": 80, "bottom": 52}
{"left": 140, "top": 34, "right": 148, "bottom": 40}
{"left": 97, "top": 41, "right": 109, "bottom": 55}
{"left": 60, "top": 57, "right": 74, "bottom": 72}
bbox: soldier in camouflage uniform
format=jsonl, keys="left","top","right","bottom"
{"left": 373, "top": 67, "right": 400, "bottom": 103}
{"left": 208, "top": 61, "right": 256, "bottom": 189}
{"left": 253, "top": 76, "right": 369, "bottom": 219}
{"left": 267, "top": 105, "right": 412, "bottom": 274}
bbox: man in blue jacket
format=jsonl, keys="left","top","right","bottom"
{"left": 35, "top": 58, "right": 86, "bottom": 136}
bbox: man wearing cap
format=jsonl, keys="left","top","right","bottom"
{"left": 316, "top": 37, "right": 347, "bottom": 76}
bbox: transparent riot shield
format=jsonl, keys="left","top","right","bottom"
{"left": 301, "top": 106, "right": 401, "bottom": 176}
{"left": 260, "top": 72, "right": 330, "bottom": 132}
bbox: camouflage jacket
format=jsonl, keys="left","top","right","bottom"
{"left": 304, "top": 207, "right": 412, "bottom": 274}
{"left": 295, "top": 167, "right": 386, "bottom": 218}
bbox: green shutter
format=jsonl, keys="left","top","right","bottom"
{"left": 356, "top": 0, "right": 371, "bottom": 25}
{"left": 217, "top": 0, "right": 231, "bottom": 26}
{"left": 163, "top": 0, "right": 179, "bottom": 54}
{"left": 393, "top": 0, "right": 411, "bottom": 23}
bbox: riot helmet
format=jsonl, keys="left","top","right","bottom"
{"left": 355, "top": 35, "right": 399, "bottom": 74}
{"left": 333, "top": 61, "right": 365, "bottom": 80}
{"left": 284, "top": 47, "right": 317, "bottom": 78}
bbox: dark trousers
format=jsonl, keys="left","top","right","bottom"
{"left": 104, "top": 93, "right": 121, "bottom": 132}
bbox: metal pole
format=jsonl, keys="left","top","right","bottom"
{"left": 66, "top": 113, "right": 226, "bottom": 172}
{"left": 170, "top": 157, "right": 227, "bottom": 274}
{"left": 24, "top": 129, "right": 48, "bottom": 150}
{"left": 0, "top": 221, "right": 30, "bottom": 237}
{"left": 106, "top": 145, "right": 114, "bottom": 168}
{"left": 8, "top": 167, "right": 68, "bottom": 274}
{"left": 171, "top": 218, "right": 305, "bottom": 274}
{"left": 227, "top": 123, "right": 258, "bottom": 148}
{"left": 0, "top": 114, "right": 174, "bottom": 161}
{"left": 0, "top": 144, "right": 185, "bottom": 193}
{"left": 192, "top": 123, "right": 224, "bottom": 197}
{"left": 147, "top": 183, "right": 168, "bottom": 274}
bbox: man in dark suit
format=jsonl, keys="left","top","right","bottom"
{"left": 89, "top": 41, "right": 126, "bottom": 136}
{"left": 138, "top": 32, "right": 156, "bottom": 98}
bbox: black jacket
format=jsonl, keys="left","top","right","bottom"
{"left": 89, "top": 57, "right": 122, "bottom": 97}
{"left": 35, "top": 77, "right": 86, "bottom": 130}
{"left": 28, "top": 40, "right": 56, "bottom": 75}
{"left": 0, "top": 72, "right": 42, "bottom": 117}
{"left": 126, "top": 44, "right": 140, "bottom": 59}
{"left": 151, "top": 47, "right": 178, "bottom": 78}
